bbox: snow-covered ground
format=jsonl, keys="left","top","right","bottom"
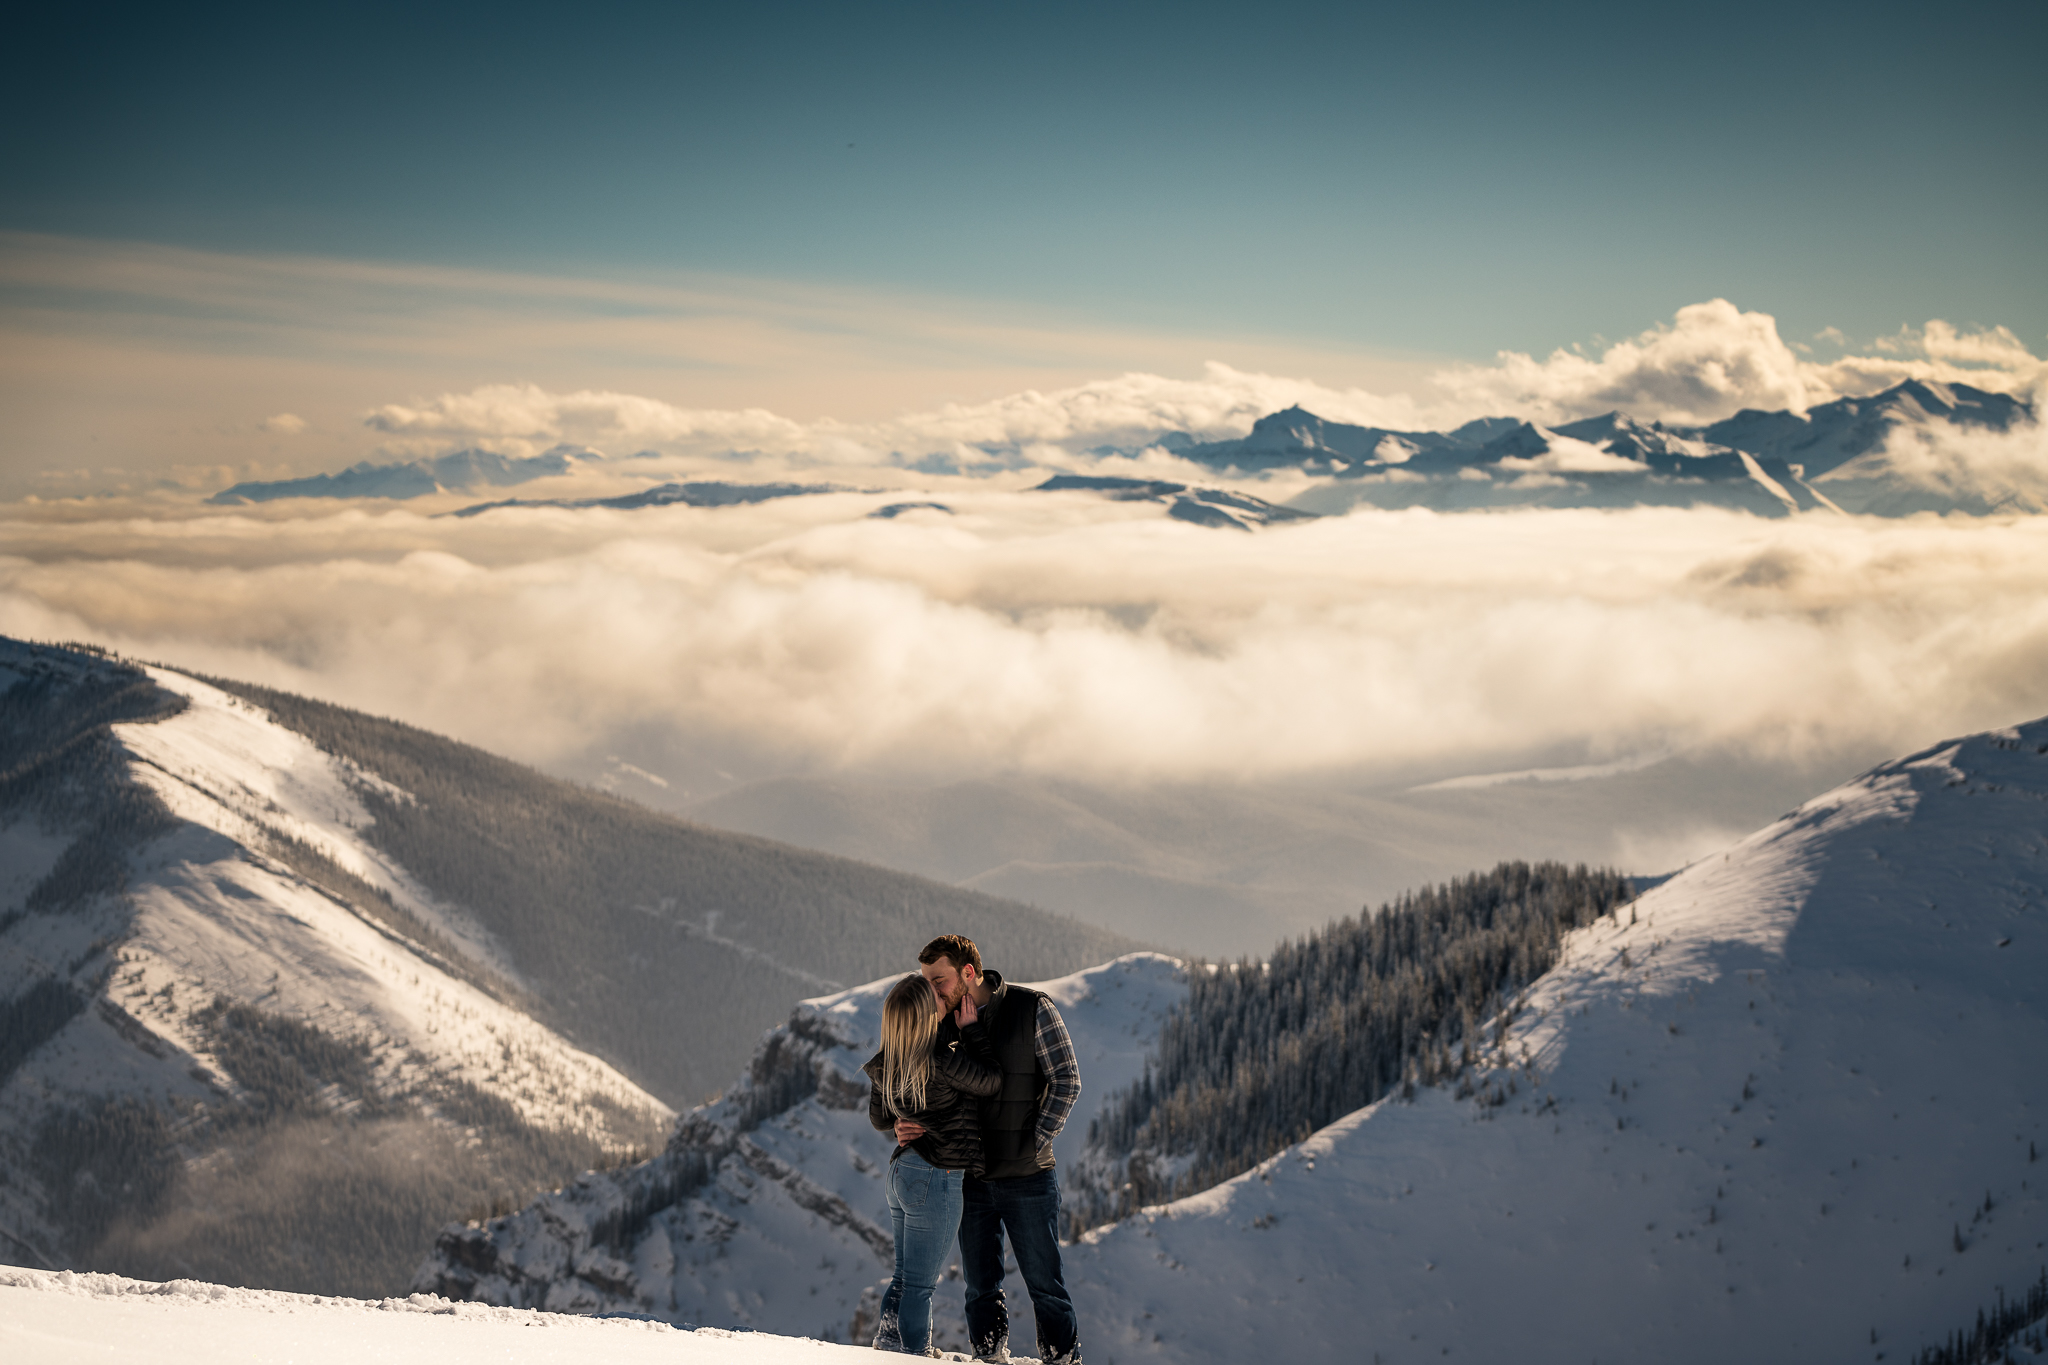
{"left": 1062, "top": 720, "right": 2048, "bottom": 1365}
{"left": 0, "top": 1265, "right": 876, "bottom": 1365}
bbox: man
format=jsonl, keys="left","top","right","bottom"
{"left": 900, "top": 933, "right": 1082, "bottom": 1365}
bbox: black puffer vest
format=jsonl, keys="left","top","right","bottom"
{"left": 975, "top": 972, "right": 1053, "bottom": 1180}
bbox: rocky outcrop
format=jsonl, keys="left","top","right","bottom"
{"left": 411, "top": 953, "right": 1188, "bottom": 1339}
{"left": 414, "top": 998, "right": 886, "bottom": 1315}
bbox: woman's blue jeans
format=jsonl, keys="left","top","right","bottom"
{"left": 874, "top": 1150, "right": 966, "bottom": 1354}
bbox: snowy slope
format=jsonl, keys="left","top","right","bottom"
{"left": 0, "top": 643, "right": 671, "bottom": 1278}
{"left": 1061, "top": 720, "right": 2048, "bottom": 1365}
{"left": 3, "top": 641, "right": 1140, "bottom": 1291}
{"left": 417, "top": 954, "right": 1188, "bottom": 1350}
{"left": 2, "top": 658, "right": 669, "bottom": 1135}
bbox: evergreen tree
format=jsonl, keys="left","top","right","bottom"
{"left": 1075, "top": 861, "right": 1632, "bottom": 1224}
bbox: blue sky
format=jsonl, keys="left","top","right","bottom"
{"left": 6, "top": 0, "right": 2043, "bottom": 361}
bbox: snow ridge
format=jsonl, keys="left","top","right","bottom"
{"left": 1060, "top": 718, "right": 2048, "bottom": 1365}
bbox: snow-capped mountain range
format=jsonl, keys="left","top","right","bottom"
{"left": 204, "top": 378, "right": 2037, "bottom": 522}
{"left": 423, "top": 713, "right": 2048, "bottom": 1364}
{"left": 1198, "top": 379, "right": 2036, "bottom": 517}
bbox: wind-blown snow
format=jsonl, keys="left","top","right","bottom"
{"left": 1407, "top": 747, "right": 1675, "bottom": 792}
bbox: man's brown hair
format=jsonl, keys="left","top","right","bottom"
{"left": 917, "top": 934, "right": 981, "bottom": 974}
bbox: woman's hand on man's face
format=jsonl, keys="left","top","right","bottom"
{"left": 954, "top": 990, "right": 978, "bottom": 1027}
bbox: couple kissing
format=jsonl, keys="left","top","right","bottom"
{"left": 861, "top": 934, "right": 1083, "bottom": 1364}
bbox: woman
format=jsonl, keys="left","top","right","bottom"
{"left": 863, "top": 972, "right": 1001, "bottom": 1355}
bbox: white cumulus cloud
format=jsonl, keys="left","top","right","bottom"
{"left": 1432, "top": 300, "right": 2043, "bottom": 427}
{"left": 351, "top": 304, "right": 2044, "bottom": 476}
{"left": 360, "top": 364, "right": 1442, "bottom": 467}
{"left": 1434, "top": 300, "right": 1814, "bottom": 426}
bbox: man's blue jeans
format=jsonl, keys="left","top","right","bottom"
{"left": 876, "top": 1150, "right": 965, "bottom": 1355}
{"left": 959, "top": 1168, "right": 1078, "bottom": 1362}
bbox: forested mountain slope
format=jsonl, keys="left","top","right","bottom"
{"left": 1069, "top": 862, "right": 1635, "bottom": 1221}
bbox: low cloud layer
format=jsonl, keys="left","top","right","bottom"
{"left": 7, "top": 493, "right": 2048, "bottom": 793}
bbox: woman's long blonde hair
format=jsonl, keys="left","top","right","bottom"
{"left": 879, "top": 973, "right": 942, "bottom": 1116}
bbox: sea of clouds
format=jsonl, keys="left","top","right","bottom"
{"left": 4, "top": 301, "right": 2045, "bottom": 796}
{"left": 7, "top": 492, "right": 2048, "bottom": 792}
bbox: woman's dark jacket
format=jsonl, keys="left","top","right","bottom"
{"left": 864, "top": 1018, "right": 1001, "bottom": 1175}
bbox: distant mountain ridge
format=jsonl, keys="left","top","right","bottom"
{"left": 1700, "top": 377, "right": 2026, "bottom": 471}
{"left": 1188, "top": 379, "right": 2036, "bottom": 517}
{"left": 205, "top": 379, "right": 2034, "bottom": 521}
{"left": 1172, "top": 407, "right": 1520, "bottom": 473}
{"left": 448, "top": 479, "right": 859, "bottom": 518}
{"left": 210, "top": 446, "right": 589, "bottom": 504}
{"left": 1032, "top": 475, "right": 1313, "bottom": 530}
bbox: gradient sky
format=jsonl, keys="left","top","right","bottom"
{"left": 6, "top": 0, "right": 2043, "bottom": 362}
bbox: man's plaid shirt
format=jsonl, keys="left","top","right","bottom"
{"left": 1030, "top": 995, "right": 1081, "bottom": 1153}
